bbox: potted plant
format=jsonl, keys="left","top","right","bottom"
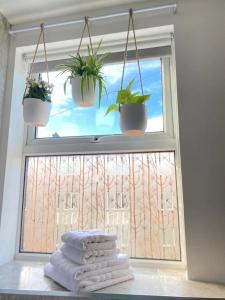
{"left": 58, "top": 43, "right": 107, "bottom": 107}
{"left": 105, "top": 80, "right": 150, "bottom": 136}
{"left": 23, "top": 77, "right": 53, "bottom": 127}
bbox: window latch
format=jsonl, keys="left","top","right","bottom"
{"left": 91, "top": 136, "right": 101, "bottom": 143}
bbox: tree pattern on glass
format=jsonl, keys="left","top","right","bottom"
{"left": 21, "top": 152, "right": 181, "bottom": 260}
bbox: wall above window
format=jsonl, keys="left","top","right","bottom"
{"left": 4, "top": 1, "right": 175, "bottom": 26}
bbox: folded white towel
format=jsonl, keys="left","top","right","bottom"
{"left": 50, "top": 250, "right": 129, "bottom": 280}
{"left": 61, "top": 230, "right": 117, "bottom": 251}
{"left": 82, "top": 240, "right": 116, "bottom": 251}
{"left": 44, "top": 263, "right": 133, "bottom": 293}
{"left": 61, "top": 243, "right": 119, "bottom": 265}
{"left": 80, "top": 273, "right": 134, "bottom": 293}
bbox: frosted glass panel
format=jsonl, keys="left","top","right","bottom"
{"left": 21, "top": 152, "right": 181, "bottom": 261}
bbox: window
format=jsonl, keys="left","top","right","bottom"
{"left": 37, "top": 58, "right": 164, "bottom": 138}
{"left": 20, "top": 39, "right": 182, "bottom": 262}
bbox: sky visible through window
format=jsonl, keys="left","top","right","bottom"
{"left": 37, "top": 58, "right": 163, "bottom": 138}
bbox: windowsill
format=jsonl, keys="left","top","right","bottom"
{"left": 0, "top": 260, "right": 225, "bottom": 299}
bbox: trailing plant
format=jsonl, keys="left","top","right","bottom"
{"left": 58, "top": 41, "right": 108, "bottom": 107}
{"left": 24, "top": 78, "right": 53, "bottom": 102}
{"left": 105, "top": 79, "right": 150, "bottom": 115}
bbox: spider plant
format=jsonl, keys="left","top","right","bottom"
{"left": 105, "top": 79, "right": 150, "bottom": 115}
{"left": 58, "top": 41, "right": 108, "bottom": 107}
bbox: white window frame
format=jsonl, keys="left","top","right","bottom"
{"left": 15, "top": 42, "right": 186, "bottom": 269}
{"left": 24, "top": 56, "right": 175, "bottom": 156}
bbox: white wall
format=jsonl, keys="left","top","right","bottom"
{"left": 0, "top": 45, "right": 26, "bottom": 265}
{"left": 0, "top": 12, "right": 12, "bottom": 263}
{"left": 0, "top": 0, "right": 225, "bottom": 284}
{"left": 0, "top": 13, "right": 9, "bottom": 129}
{"left": 173, "top": 0, "right": 225, "bottom": 283}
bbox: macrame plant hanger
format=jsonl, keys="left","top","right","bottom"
{"left": 70, "top": 16, "right": 96, "bottom": 107}
{"left": 77, "top": 16, "right": 93, "bottom": 55}
{"left": 23, "top": 23, "right": 49, "bottom": 104}
{"left": 120, "top": 8, "right": 144, "bottom": 111}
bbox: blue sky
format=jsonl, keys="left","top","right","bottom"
{"left": 38, "top": 59, "right": 163, "bottom": 138}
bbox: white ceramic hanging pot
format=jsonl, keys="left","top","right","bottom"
{"left": 23, "top": 98, "right": 52, "bottom": 127}
{"left": 71, "top": 77, "right": 97, "bottom": 107}
{"left": 120, "top": 103, "right": 147, "bottom": 136}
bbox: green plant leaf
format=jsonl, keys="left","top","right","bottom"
{"left": 131, "top": 94, "right": 151, "bottom": 103}
{"left": 126, "top": 79, "right": 134, "bottom": 91}
{"left": 105, "top": 104, "right": 119, "bottom": 115}
{"left": 97, "top": 52, "right": 108, "bottom": 64}
{"left": 81, "top": 76, "right": 85, "bottom": 100}
{"left": 105, "top": 79, "right": 151, "bottom": 115}
{"left": 98, "top": 79, "right": 103, "bottom": 108}
{"left": 94, "top": 40, "right": 102, "bottom": 56}
{"left": 116, "top": 89, "right": 132, "bottom": 104}
{"left": 64, "top": 76, "right": 71, "bottom": 94}
{"left": 57, "top": 40, "right": 108, "bottom": 106}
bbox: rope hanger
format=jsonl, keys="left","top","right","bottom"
{"left": 23, "top": 17, "right": 93, "bottom": 103}
{"left": 23, "top": 24, "right": 49, "bottom": 102}
{"left": 77, "top": 16, "right": 93, "bottom": 55}
{"left": 121, "top": 8, "right": 144, "bottom": 95}
{"left": 22, "top": 10, "right": 143, "bottom": 113}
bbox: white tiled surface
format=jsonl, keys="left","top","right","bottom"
{"left": 0, "top": 260, "right": 225, "bottom": 299}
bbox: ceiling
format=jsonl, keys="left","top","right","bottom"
{"left": 0, "top": 0, "right": 151, "bottom": 25}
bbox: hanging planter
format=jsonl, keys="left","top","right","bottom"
{"left": 120, "top": 103, "right": 147, "bottom": 136}
{"left": 105, "top": 9, "right": 150, "bottom": 136}
{"left": 23, "top": 86, "right": 52, "bottom": 127}
{"left": 23, "top": 98, "right": 52, "bottom": 127}
{"left": 23, "top": 24, "right": 53, "bottom": 127}
{"left": 58, "top": 17, "right": 107, "bottom": 107}
{"left": 106, "top": 79, "right": 150, "bottom": 136}
{"left": 70, "top": 77, "right": 96, "bottom": 107}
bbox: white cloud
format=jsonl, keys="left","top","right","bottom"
{"left": 37, "top": 126, "right": 53, "bottom": 138}
{"left": 37, "top": 122, "right": 80, "bottom": 138}
{"left": 141, "top": 60, "right": 161, "bottom": 71}
{"left": 96, "top": 106, "right": 116, "bottom": 127}
{"left": 102, "top": 64, "right": 122, "bottom": 85}
{"left": 146, "top": 116, "right": 163, "bottom": 132}
{"left": 42, "top": 71, "right": 73, "bottom": 115}
{"left": 57, "top": 123, "right": 80, "bottom": 137}
{"left": 60, "top": 109, "right": 74, "bottom": 117}
{"left": 145, "top": 81, "right": 162, "bottom": 93}
{"left": 102, "top": 60, "right": 161, "bottom": 88}
{"left": 74, "top": 106, "right": 90, "bottom": 111}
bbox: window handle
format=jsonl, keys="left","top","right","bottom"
{"left": 91, "top": 136, "right": 101, "bottom": 143}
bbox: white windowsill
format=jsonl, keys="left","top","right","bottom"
{"left": 0, "top": 260, "right": 225, "bottom": 299}
{"left": 14, "top": 252, "right": 186, "bottom": 270}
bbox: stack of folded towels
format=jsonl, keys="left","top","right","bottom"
{"left": 44, "top": 230, "right": 134, "bottom": 293}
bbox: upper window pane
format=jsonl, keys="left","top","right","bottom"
{"left": 37, "top": 58, "right": 163, "bottom": 138}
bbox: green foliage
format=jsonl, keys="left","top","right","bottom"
{"left": 58, "top": 41, "right": 108, "bottom": 107}
{"left": 24, "top": 78, "right": 53, "bottom": 102}
{"left": 105, "top": 79, "right": 150, "bottom": 115}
